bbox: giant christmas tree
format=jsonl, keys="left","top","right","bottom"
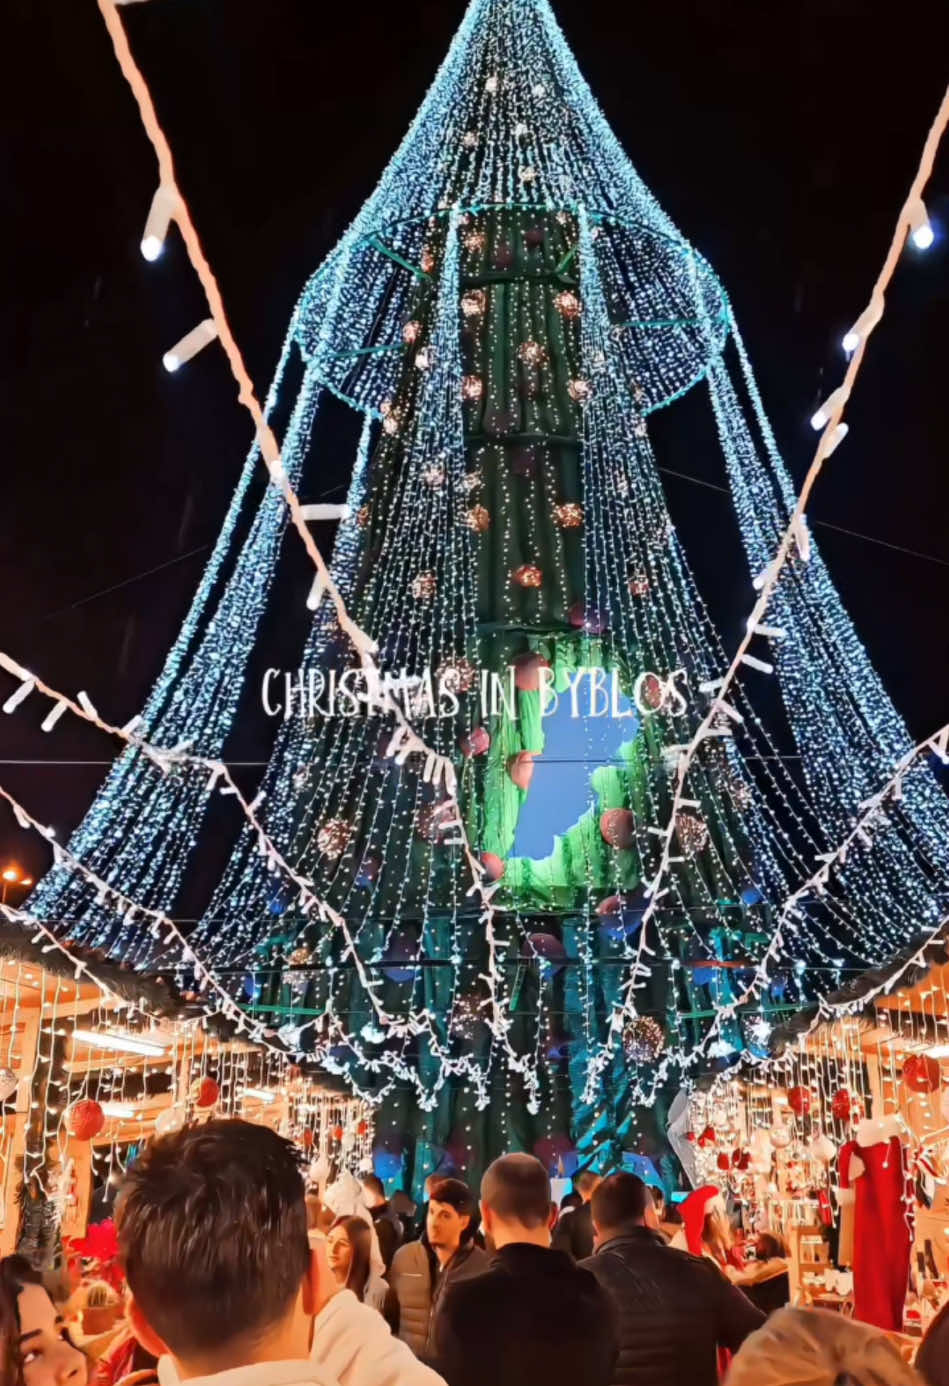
{"left": 28, "top": 0, "right": 949, "bottom": 1191}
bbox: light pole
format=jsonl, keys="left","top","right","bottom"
{"left": 1, "top": 866, "right": 33, "bottom": 906}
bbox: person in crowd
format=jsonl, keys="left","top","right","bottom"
{"left": 916, "top": 1294, "right": 949, "bottom": 1386}
{"left": 435, "top": 1153, "right": 617, "bottom": 1386}
{"left": 727, "top": 1232, "right": 790, "bottom": 1316}
{"left": 389, "top": 1193, "right": 417, "bottom": 1247}
{"left": 390, "top": 1178, "right": 439, "bottom": 1358}
{"left": 360, "top": 1177, "right": 403, "bottom": 1275}
{"left": 115, "top": 1119, "right": 444, "bottom": 1386}
{"left": 326, "top": 1218, "right": 395, "bottom": 1327}
{"left": 649, "top": 1188, "right": 688, "bottom": 1251}
{"left": 578, "top": 1172, "right": 763, "bottom": 1386}
{"left": 551, "top": 1169, "right": 601, "bottom": 1260}
{"left": 390, "top": 1180, "right": 487, "bottom": 1363}
{"left": 681, "top": 1185, "right": 745, "bottom": 1270}
{"left": 558, "top": 1192, "right": 581, "bottom": 1220}
{"left": 0, "top": 1278, "right": 15, "bottom": 1386}
{"left": 0, "top": 1256, "right": 88, "bottom": 1386}
{"left": 726, "top": 1305, "right": 922, "bottom": 1386}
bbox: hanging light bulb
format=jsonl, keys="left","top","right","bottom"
{"left": 141, "top": 186, "right": 177, "bottom": 261}
{"left": 841, "top": 301, "right": 882, "bottom": 355}
{"left": 908, "top": 198, "right": 934, "bottom": 250}
{"left": 810, "top": 386, "right": 846, "bottom": 431}
{"left": 163, "top": 319, "right": 218, "bottom": 373}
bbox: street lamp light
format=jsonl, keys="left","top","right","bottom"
{"left": 0, "top": 866, "right": 33, "bottom": 905}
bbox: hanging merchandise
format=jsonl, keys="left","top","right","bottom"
{"left": 839, "top": 1117, "right": 914, "bottom": 1332}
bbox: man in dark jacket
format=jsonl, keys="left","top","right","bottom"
{"left": 580, "top": 1172, "right": 764, "bottom": 1386}
{"left": 392, "top": 1176, "right": 489, "bottom": 1360}
{"left": 361, "top": 1172, "right": 404, "bottom": 1272}
{"left": 436, "top": 1153, "right": 617, "bottom": 1386}
{"left": 552, "top": 1168, "right": 601, "bottom": 1260}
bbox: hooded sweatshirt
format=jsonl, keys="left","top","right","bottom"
{"left": 311, "top": 1289, "right": 447, "bottom": 1386}
{"left": 158, "top": 1357, "right": 338, "bottom": 1386}
{"left": 726, "top": 1306, "right": 922, "bottom": 1386}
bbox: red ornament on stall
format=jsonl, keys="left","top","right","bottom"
{"left": 716, "top": 1152, "right": 730, "bottom": 1171}
{"left": 302, "top": 1128, "right": 315, "bottom": 1150}
{"left": 903, "top": 1054, "right": 940, "bottom": 1094}
{"left": 332, "top": 1125, "right": 344, "bottom": 1141}
{"left": 357, "top": 1120, "right": 368, "bottom": 1137}
{"left": 787, "top": 1086, "right": 812, "bottom": 1117}
{"left": 831, "top": 1088, "right": 852, "bottom": 1121}
{"left": 697, "top": 1125, "right": 716, "bottom": 1148}
{"left": 67, "top": 1099, "right": 105, "bottom": 1141}
{"left": 191, "top": 1077, "right": 220, "bottom": 1109}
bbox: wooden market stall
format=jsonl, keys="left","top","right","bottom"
{"left": 0, "top": 953, "right": 373, "bottom": 1258}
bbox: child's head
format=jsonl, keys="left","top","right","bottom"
{"left": 117, "top": 1120, "right": 315, "bottom": 1375}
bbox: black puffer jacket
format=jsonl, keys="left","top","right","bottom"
{"left": 436, "top": 1242, "right": 617, "bottom": 1386}
{"left": 580, "top": 1227, "right": 764, "bottom": 1386}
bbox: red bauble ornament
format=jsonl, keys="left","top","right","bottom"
{"left": 552, "top": 502, "right": 583, "bottom": 529}
{"left": 787, "top": 1086, "right": 812, "bottom": 1117}
{"left": 903, "top": 1054, "right": 940, "bottom": 1093}
{"left": 357, "top": 1120, "right": 368, "bottom": 1137}
{"left": 67, "top": 1099, "right": 105, "bottom": 1142}
{"left": 599, "top": 808, "right": 636, "bottom": 850}
{"left": 735, "top": 1151, "right": 751, "bottom": 1171}
{"left": 554, "top": 290, "right": 581, "bottom": 319}
{"left": 332, "top": 1125, "right": 344, "bottom": 1141}
{"left": 460, "top": 727, "right": 491, "bottom": 757}
{"left": 512, "top": 564, "right": 543, "bottom": 589}
{"left": 480, "top": 852, "right": 506, "bottom": 883}
{"left": 191, "top": 1077, "right": 220, "bottom": 1109}
{"left": 697, "top": 1126, "right": 716, "bottom": 1148}
{"left": 465, "top": 505, "right": 491, "bottom": 533}
{"left": 831, "top": 1089, "right": 852, "bottom": 1121}
{"left": 716, "top": 1152, "right": 730, "bottom": 1171}
{"left": 685, "top": 1131, "right": 696, "bottom": 1143}
{"left": 639, "top": 673, "right": 664, "bottom": 710}
{"left": 513, "top": 652, "right": 551, "bottom": 692}
{"left": 302, "top": 1128, "right": 315, "bottom": 1150}
{"left": 507, "top": 751, "right": 535, "bottom": 791}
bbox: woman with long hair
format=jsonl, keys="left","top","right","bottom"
{"left": 326, "top": 1217, "right": 396, "bottom": 1328}
{"left": 0, "top": 1257, "right": 87, "bottom": 1386}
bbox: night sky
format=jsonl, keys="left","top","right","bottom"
{"left": 2, "top": 0, "right": 948, "bottom": 892}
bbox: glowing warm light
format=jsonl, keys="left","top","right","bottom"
{"left": 101, "top": 1101, "right": 137, "bottom": 1119}
{"left": 241, "top": 1087, "right": 277, "bottom": 1103}
{"left": 72, "top": 1028, "right": 166, "bottom": 1057}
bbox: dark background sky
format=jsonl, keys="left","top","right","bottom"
{"left": 2, "top": 0, "right": 947, "bottom": 891}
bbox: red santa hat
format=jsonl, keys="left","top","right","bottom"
{"left": 680, "top": 1184, "right": 726, "bottom": 1257}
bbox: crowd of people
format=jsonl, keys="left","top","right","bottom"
{"left": 1, "top": 1119, "right": 949, "bottom": 1386}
